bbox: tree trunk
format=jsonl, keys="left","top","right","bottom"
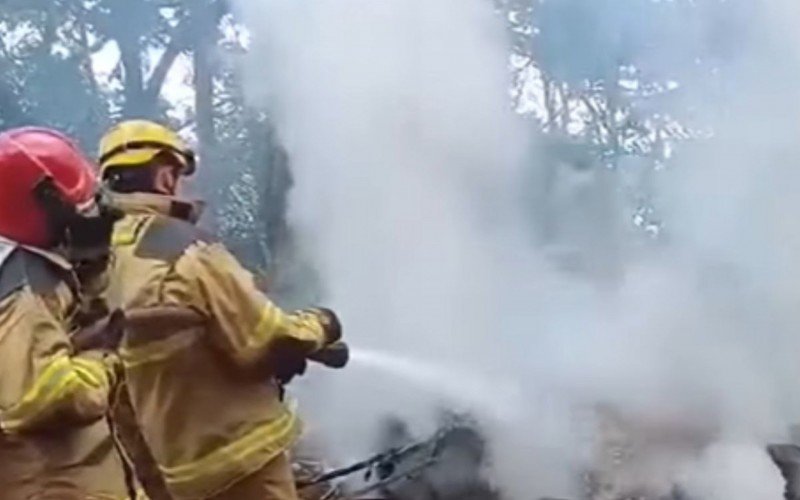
{"left": 119, "top": 33, "right": 145, "bottom": 118}
{"left": 0, "top": 82, "right": 32, "bottom": 127}
{"left": 192, "top": 4, "right": 217, "bottom": 160}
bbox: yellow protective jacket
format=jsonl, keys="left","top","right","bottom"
{"left": 104, "top": 193, "right": 329, "bottom": 499}
{"left": 0, "top": 239, "right": 129, "bottom": 499}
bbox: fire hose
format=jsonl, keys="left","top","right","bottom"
{"left": 73, "top": 307, "right": 453, "bottom": 497}
{"left": 72, "top": 306, "right": 349, "bottom": 368}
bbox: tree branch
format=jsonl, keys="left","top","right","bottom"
{"left": 143, "top": 22, "right": 190, "bottom": 103}
{"left": 76, "top": 5, "right": 102, "bottom": 101}
{"left": 119, "top": 37, "right": 144, "bottom": 117}
{"left": 0, "top": 79, "right": 32, "bottom": 127}
{"left": 581, "top": 94, "right": 615, "bottom": 144}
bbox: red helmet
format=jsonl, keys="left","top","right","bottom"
{"left": 0, "top": 127, "right": 97, "bottom": 248}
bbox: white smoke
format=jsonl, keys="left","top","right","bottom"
{"left": 232, "top": 0, "right": 797, "bottom": 498}
{"left": 680, "top": 442, "right": 784, "bottom": 500}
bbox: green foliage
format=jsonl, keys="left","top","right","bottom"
{"left": 0, "top": 0, "right": 301, "bottom": 290}
{"left": 0, "top": 0, "right": 740, "bottom": 290}
{"left": 0, "top": 1, "right": 108, "bottom": 144}
{"left": 501, "top": 0, "right": 739, "bottom": 243}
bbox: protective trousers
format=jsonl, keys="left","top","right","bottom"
{"left": 206, "top": 453, "right": 299, "bottom": 500}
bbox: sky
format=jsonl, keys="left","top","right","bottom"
{"left": 89, "top": 13, "right": 251, "bottom": 137}
{"left": 90, "top": 40, "right": 195, "bottom": 129}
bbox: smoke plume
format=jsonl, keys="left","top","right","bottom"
{"left": 233, "top": 0, "right": 800, "bottom": 498}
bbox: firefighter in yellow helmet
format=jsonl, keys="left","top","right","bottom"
{"left": 97, "top": 119, "right": 346, "bottom": 500}
{"left": 0, "top": 127, "right": 130, "bottom": 499}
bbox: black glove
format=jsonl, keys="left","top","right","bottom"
{"left": 313, "top": 307, "right": 342, "bottom": 346}
{"left": 271, "top": 339, "right": 308, "bottom": 386}
{"left": 272, "top": 308, "right": 343, "bottom": 384}
{"left": 275, "top": 357, "right": 307, "bottom": 385}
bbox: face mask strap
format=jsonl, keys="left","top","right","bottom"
{"left": 33, "top": 177, "right": 122, "bottom": 277}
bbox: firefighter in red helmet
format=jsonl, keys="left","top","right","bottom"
{"left": 0, "top": 127, "right": 129, "bottom": 499}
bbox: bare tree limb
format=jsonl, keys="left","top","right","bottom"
{"left": 542, "top": 75, "right": 556, "bottom": 131}
{"left": 119, "top": 37, "right": 144, "bottom": 117}
{"left": 143, "top": 23, "right": 189, "bottom": 104}
{"left": 581, "top": 94, "right": 612, "bottom": 138}
{"left": 76, "top": 4, "right": 102, "bottom": 101}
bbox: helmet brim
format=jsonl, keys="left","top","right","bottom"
{"left": 101, "top": 148, "right": 194, "bottom": 176}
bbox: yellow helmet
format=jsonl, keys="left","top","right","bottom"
{"left": 98, "top": 120, "right": 196, "bottom": 177}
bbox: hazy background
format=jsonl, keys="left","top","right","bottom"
{"left": 235, "top": 0, "right": 800, "bottom": 498}
{"left": 2, "top": 0, "right": 800, "bottom": 498}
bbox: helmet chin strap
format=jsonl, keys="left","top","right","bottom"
{"left": 33, "top": 177, "right": 122, "bottom": 279}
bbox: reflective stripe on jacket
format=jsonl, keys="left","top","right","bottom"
{"left": 105, "top": 193, "right": 328, "bottom": 499}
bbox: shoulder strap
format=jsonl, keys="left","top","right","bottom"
{"left": 134, "top": 216, "right": 216, "bottom": 263}
{"left": 0, "top": 246, "right": 68, "bottom": 303}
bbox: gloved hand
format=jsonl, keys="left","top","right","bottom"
{"left": 273, "top": 341, "right": 349, "bottom": 384}
{"left": 274, "top": 353, "right": 307, "bottom": 386}
{"left": 272, "top": 307, "right": 343, "bottom": 385}
{"left": 312, "top": 307, "right": 342, "bottom": 346}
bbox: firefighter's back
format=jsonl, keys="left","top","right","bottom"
{"left": 106, "top": 206, "right": 300, "bottom": 499}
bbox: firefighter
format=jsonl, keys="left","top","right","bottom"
{"left": 97, "top": 119, "right": 345, "bottom": 500}
{"left": 0, "top": 127, "right": 129, "bottom": 499}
